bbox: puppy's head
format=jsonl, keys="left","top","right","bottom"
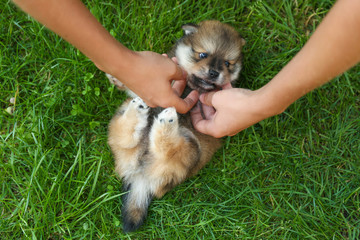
{"left": 175, "top": 20, "right": 245, "bottom": 93}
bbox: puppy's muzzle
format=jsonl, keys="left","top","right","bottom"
{"left": 209, "top": 69, "right": 219, "bottom": 80}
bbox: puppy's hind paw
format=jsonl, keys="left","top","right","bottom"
{"left": 157, "top": 107, "right": 177, "bottom": 124}
{"left": 128, "top": 97, "right": 150, "bottom": 119}
{"left": 129, "top": 97, "right": 149, "bottom": 115}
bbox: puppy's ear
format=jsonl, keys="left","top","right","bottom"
{"left": 181, "top": 23, "right": 198, "bottom": 35}
{"left": 240, "top": 37, "right": 246, "bottom": 47}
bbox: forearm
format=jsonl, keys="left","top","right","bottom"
{"left": 12, "top": 0, "right": 134, "bottom": 75}
{"left": 259, "top": 0, "right": 360, "bottom": 115}
{"left": 13, "top": 0, "right": 197, "bottom": 112}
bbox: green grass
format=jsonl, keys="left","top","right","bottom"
{"left": 1, "top": 0, "right": 359, "bottom": 239}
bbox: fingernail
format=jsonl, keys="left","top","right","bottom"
{"left": 199, "top": 94, "right": 205, "bottom": 102}
{"left": 182, "top": 70, "right": 187, "bottom": 79}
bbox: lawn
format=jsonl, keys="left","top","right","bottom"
{"left": 1, "top": 0, "right": 359, "bottom": 239}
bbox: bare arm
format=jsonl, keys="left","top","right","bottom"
{"left": 260, "top": 0, "right": 360, "bottom": 114}
{"left": 191, "top": 0, "right": 360, "bottom": 137}
{"left": 12, "top": 0, "right": 198, "bottom": 113}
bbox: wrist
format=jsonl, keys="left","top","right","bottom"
{"left": 254, "top": 83, "right": 290, "bottom": 118}
{"left": 95, "top": 42, "right": 136, "bottom": 78}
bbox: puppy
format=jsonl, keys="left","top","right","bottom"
{"left": 107, "top": 20, "right": 245, "bottom": 232}
{"left": 170, "top": 20, "right": 245, "bottom": 94}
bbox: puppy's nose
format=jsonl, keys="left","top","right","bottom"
{"left": 209, "top": 69, "right": 219, "bottom": 79}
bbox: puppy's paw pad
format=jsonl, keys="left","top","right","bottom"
{"left": 158, "top": 107, "right": 177, "bottom": 124}
{"left": 130, "top": 97, "right": 149, "bottom": 113}
{"left": 106, "top": 73, "right": 124, "bottom": 86}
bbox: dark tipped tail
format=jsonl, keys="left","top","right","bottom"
{"left": 122, "top": 182, "right": 153, "bottom": 232}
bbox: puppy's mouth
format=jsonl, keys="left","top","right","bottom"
{"left": 188, "top": 75, "right": 218, "bottom": 93}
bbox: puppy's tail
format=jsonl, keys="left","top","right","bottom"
{"left": 122, "top": 180, "right": 153, "bottom": 232}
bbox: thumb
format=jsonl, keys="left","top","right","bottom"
{"left": 222, "top": 82, "right": 233, "bottom": 89}
{"left": 199, "top": 91, "right": 216, "bottom": 107}
{"left": 170, "top": 90, "right": 199, "bottom": 114}
{"left": 171, "top": 64, "right": 187, "bottom": 81}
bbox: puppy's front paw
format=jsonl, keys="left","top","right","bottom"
{"left": 129, "top": 97, "right": 148, "bottom": 112}
{"left": 106, "top": 73, "right": 126, "bottom": 89}
{"left": 157, "top": 107, "right": 177, "bottom": 124}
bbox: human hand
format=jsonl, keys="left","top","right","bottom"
{"left": 190, "top": 83, "right": 273, "bottom": 138}
{"left": 114, "top": 51, "right": 198, "bottom": 114}
{"left": 11, "top": 0, "right": 197, "bottom": 114}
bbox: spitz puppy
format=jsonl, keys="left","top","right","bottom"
{"left": 107, "top": 20, "right": 245, "bottom": 232}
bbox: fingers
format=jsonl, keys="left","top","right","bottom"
{"left": 191, "top": 116, "right": 230, "bottom": 138}
{"left": 171, "top": 77, "right": 198, "bottom": 113}
{"left": 199, "top": 91, "right": 216, "bottom": 107}
{"left": 172, "top": 79, "right": 187, "bottom": 96}
{"left": 198, "top": 83, "right": 231, "bottom": 107}
{"left": 162, "top": 54, "right": 178, "bottom": 65}
{"left": 167, "top": 55, "right": 186, "bottom": 80}
{"left": 191, "top": 95, "right": 234, "bottom": 138}
{"left": 190, "top": 106, "right": 219, "bottom": 137}
{"left": 190, "top": 103, "right": 203, "bottom": 125}
{"left": 143, "top": 87, "right": 198, "bottom": 114}
{"left": 142, "top": 99, "right": 157, "bottom": 108}
{"left": 201, "top": 103, "right": 216, "bottom": 119}
{"left": 172, "top": 90, "right": 199, "bottom": 114}
{"left": 222, "top": 82, "right": 233, "bottom": 89}
{"left": 171, "top": 62, "right": 186, "bottom": 81}
{"left": 184, "top": 90, "right": 199, "bottom": 110}
{"left": 171, "top": 57, "right": 179, "bottom": 65}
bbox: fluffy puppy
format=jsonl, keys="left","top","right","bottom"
{"left": 107, "top": 20, "right": 245, "bottom": 232}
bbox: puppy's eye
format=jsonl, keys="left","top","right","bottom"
{"left": 225, "top": 61, "right": 230, "bottom": 67}
{"left": 199, "top": 53, "right": 208, "bottom": 59}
